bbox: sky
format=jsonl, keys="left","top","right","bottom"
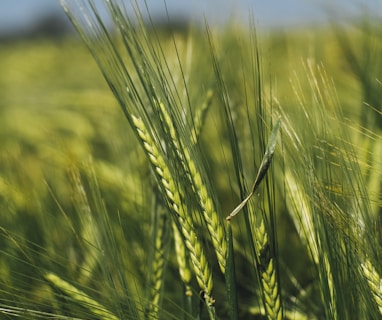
{"left": 0, "top": 0, "right": 381, "bottom": 36}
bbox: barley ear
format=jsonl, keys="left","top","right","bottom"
{"left": 172, "top": 221, "right": 193, "bottom": 297}
{"left": 145, "top": 205, "right": 168, "bottom": 319}
{"left": 361, "top": 259, "right": 382, "bottom": 315}
{"left": 68, "top": 167, "right": 100, "bottom": 284}
{"left": 255, "top": 220, "right": 283, "bottom": 320}
{"left": 155, "top": 100, "right": 227, "bottom": 274}
{"left": 131, "top": 115, "right": 216, "bottom": 314}
{"left": 44, "top": 272, "right": 119, "bottom": 320}
{"left": 191, "top": 89, "right": 214, "bottom": 145}
{"left": 185, "top": 149, "right": 227, "bottom": 274}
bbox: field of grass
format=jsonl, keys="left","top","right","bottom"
{"left": 0, "top": 2, "right": 381, "bottom": 319}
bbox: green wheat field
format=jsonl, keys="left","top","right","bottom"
{"left": 0, "top": 1, "right": 381, "bottom": 319}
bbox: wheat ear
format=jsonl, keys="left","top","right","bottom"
{"left": 44, "top": 272, "right": 119, "bottom": 320}
{"left": 156, "top": 100, "right": 227, "bottom": 274}
{"left": 131, "top": 115, "right": 215, "bottom": 309}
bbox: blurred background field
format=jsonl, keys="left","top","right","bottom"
{"left": 0, "top": 20, "right": 378, "bottom": 210}
{"left": 0, "top": 1, "right": 381, "bottom": 319}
